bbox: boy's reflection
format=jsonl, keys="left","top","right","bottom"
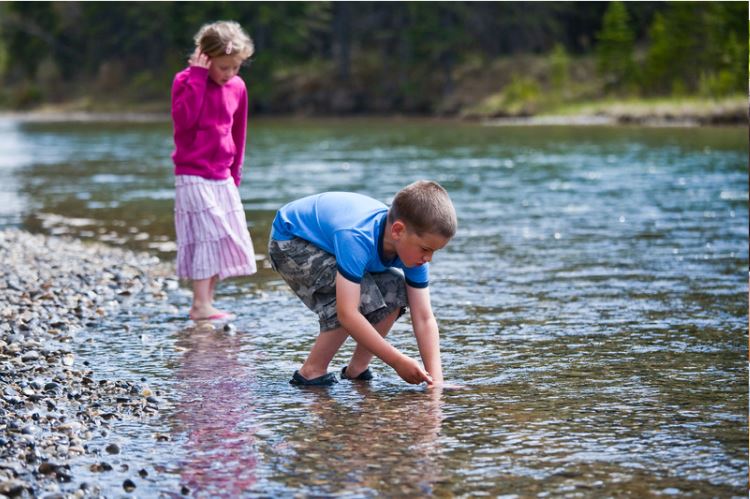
{"left": 281, "top": 384, "right": 446, "bottom": 495}
{"left": 172, "top": 324, "right": 257, "bottom": 496}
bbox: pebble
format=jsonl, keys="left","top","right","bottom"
{"left": 0, "top": 229, "right": 172, "bottom": 495}
{"left": 123, "top": 478, "right": 136, "bottom": 492}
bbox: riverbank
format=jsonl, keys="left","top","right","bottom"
{"left": 2, "top": 95, "right": 746, "bottom": 127}
{"left": 0, "top": 229, "right": 176, "bottom": 496}
{"left": 469, "top": 95, "right": 748, "bottom": 126}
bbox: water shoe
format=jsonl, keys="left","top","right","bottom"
{"left": 289, "top": 370, "right": 338, "bottom": 386}
{"left": 340, "top": 365, "right": 374, "bottom": 381}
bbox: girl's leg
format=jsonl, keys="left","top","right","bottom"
{"left": 189, "top": 275, "right": 226, "bottom": 319}
{"left": 344, "top": 307, "right": 401, "bottom": 377}
{"left": 298, "top": 327, "right": 350, "bottom": 380}
{"left": 209, "top": 275, "right": 219, "bottom": 296}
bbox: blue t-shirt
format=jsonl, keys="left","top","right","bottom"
{"left": 271, "top": 192, "right": 429, "bottom": 288}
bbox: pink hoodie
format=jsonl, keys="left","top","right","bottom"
{"left": 171, "top": 66, "right": 248, "bottom": 186}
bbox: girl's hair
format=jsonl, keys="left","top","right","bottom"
{"left": 194, "top": 21, "right": 254, "bottom": 59}
{"left": 388, "top": 180, "right": 458, "bottom": 239}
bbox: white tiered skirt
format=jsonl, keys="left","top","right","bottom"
{"left": 174, "top": 175, "right": 256, "bottom": 281}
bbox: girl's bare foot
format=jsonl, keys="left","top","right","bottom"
{"left": 189, "top": 306, "right": 235, "bottom": 321}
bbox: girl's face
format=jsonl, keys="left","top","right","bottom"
{"left": 208, "top": 54, "right": 244, "bottom": 85}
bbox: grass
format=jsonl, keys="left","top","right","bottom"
{"left": 544, "top": 95, "right": 747, "bottom": 124}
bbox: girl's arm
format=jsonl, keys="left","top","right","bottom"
{"left": 230, "top": 84, "right": 248, "bottom": 187}
{"left": 171, "top": 51, "right": 210, "bottom": 132}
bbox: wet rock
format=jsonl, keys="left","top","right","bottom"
{"left": 122, "top": 478, "right": 136, "bottom": 492}
{"left": 43, "top": 382, "right": 60, "bottom": 392}
{"left": 57, "top": 422, "right": 82, "bottom": 434}
{"left": 0, "top": 479, "right": 30, "bottom": 497}
{"left": 37, "top": 461, "right": 61, "bottom": 475}
{"left": 21, "top": 424, "right": 39, "bottom": 435}
{"left": 89, "top": 462, "right": 113, "bottom": 473}
{"left": 21, "top": 351, "right": 40, "bottom": 362}
{"left": 104, "top": 443, "right": 120, "bottom": 455}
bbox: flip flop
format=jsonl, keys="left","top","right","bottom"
{"left": 340, "top": 365, "right": 374, "bottom": 381}
{"left": 289, "top": 370, "right": 338, "bottom": 386}
{"left": 189, "top": 312, "right": 236, "bottom": 322}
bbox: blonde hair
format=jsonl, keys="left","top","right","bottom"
{"left": 194, "top": 21, "right": 254, "bottom": 59}
{"left": 388, "top": 180, "right": 457, "bottom": 239}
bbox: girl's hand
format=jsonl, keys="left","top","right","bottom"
{"left": 188, "top": 48, "right": 211, "bottom": 69}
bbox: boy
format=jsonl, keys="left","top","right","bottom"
{"left": 268, "top": 180, "right": 457, "bottom": 387}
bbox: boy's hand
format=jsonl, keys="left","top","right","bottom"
{"left": 394, "top": 355, "right": 433, "bottom": 385}
{"left": 189, "top": 48, "right": 211, "bottom": 69}
{"left": 427, "top": 382, "right": 467, "bottom": 391}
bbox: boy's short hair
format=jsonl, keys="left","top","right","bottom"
{"left": 388, "top": 180, "right": 457, "bottom": 239}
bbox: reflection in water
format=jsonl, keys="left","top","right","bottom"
{"left": 169, "top": 319, "right": 446, "bottom": 496}
{"left": 274, "top": 386, "right": 445, "bottom": 496}
{"left": 171, "top": 324, "right": 257, "bottom": 496}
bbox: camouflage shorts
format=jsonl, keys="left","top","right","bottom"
{"left": 268, "top": 237, "right": 407, "bottom": 332}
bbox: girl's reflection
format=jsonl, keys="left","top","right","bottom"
{"left": 172, "top": 324, "right": 257, "bottom": 496}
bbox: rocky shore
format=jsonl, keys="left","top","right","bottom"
{"left": 0, "top": 229, "right": 176, "bottom": 497}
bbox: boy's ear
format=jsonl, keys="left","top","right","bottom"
{"left": 391, "top": 220, "right": 407, "bottom": 240}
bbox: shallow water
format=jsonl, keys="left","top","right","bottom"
{"left": 0, "top": 117, "right": 747, "bottom": 496}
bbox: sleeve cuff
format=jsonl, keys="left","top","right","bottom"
{"left": 405, "top": 278, "right": 429, "bottom": 289}
{"left": 337, "top": 265, "right": 362, "bottom": 284}
{"left": 188, "top": 66, "right": 209, "bottom": 79}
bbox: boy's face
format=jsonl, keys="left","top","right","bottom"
{"left": 208, "top": 54, "right": 244, "bottom": 85}
{"left": 392, "top": 222, "right": 450, "bottom": 268}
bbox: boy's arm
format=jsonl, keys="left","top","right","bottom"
{"left": 406, "top": 285, "right": 444, "bottom": 385}
{"left": 335, "top": 274, "right": 432, "bottom": 385}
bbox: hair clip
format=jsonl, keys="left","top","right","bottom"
{"left": 225, "top": 41, "right": 233, "bottom": 55}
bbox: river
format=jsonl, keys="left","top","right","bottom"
{"left": 0, "top": 116, "right": 747, "bottom": 496}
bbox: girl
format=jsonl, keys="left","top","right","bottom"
{"left": 172, "top": 21, "right": 256, "bottom": 322}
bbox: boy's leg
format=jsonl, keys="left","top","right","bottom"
{"left": 343, "top": 269, "right": 408, "bottom": 378}
{"left": 298, "top": 327, "right": 350, "bottom": 380}
{"left": 268, "top": 237, "right": 343, "bottom": 379}
{"left": 301, "top": 305, "right": 399, "bottom": 380}
{"left": 344, "top": 307, "right": 401, "bottom": 378}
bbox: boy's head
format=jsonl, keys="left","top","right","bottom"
{"left": 387, "top": 180, "right": 457, "bottom": 267}
{"left": 388, "top": 180, "right": 457, "bottom": 239}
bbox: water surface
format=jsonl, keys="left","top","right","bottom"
{"left": 0, "top": 117, "right": 747, "bottom": 496}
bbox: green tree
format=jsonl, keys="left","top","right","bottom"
{"left": 642, "top": 2, "right": 747, "bottom": 96}
{"left": 595, "top": 1, "right": 636, "bottom": 93}
{"left": 641, "top": 12, "right": 670, "bottom": 94}
{"left": 549, "top": 43, "right": 570, "bottom": 94}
